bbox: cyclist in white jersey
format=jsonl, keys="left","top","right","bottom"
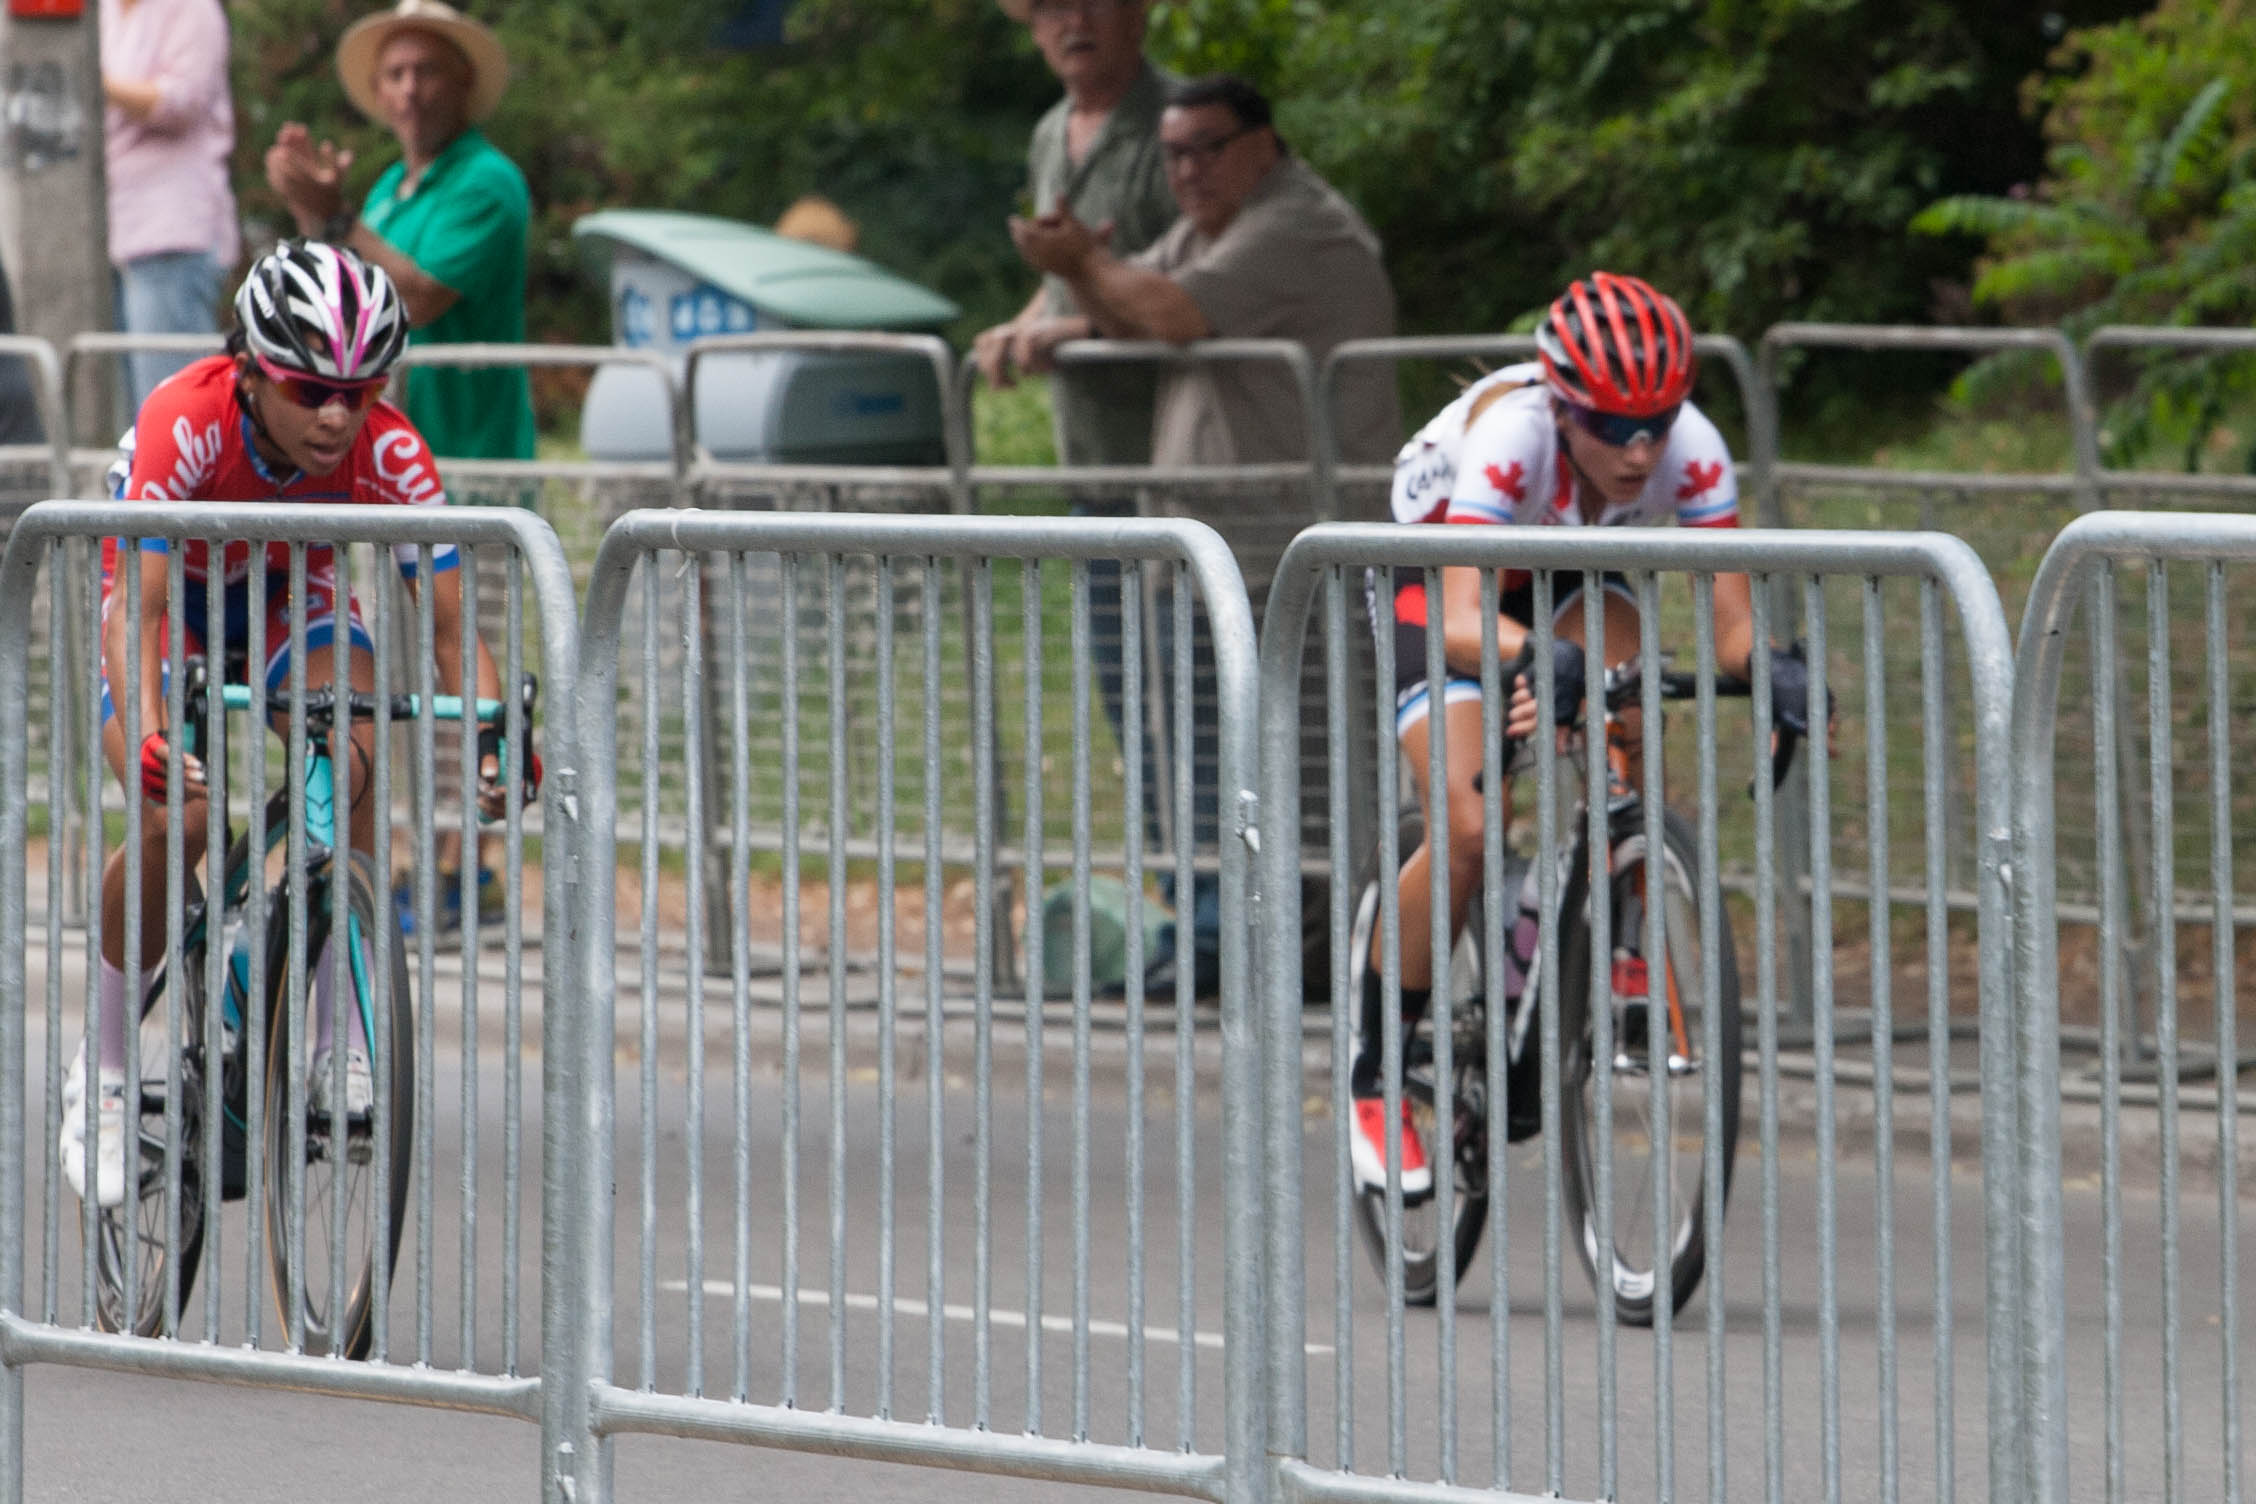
{"left": 1348, "top": 272, "right": 1818, "bottom": 1194}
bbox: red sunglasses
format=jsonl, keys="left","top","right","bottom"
{"left": 254, "top": 355, "right": 387, "bottom": 412}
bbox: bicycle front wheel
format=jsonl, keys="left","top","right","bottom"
{"left": 263, "top": 851, "right": 413, "bottom": 1359}
{"left": 90, "top": 913, "right": 210, "bottom": 1339}
{"left": 1557, "top": 807, "right": 1742, "bottom": 1326}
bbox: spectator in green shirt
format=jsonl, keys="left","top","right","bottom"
{"left": 262, "top": 0, "right": 534, "bottom": 464}
{"left": 263, "top": 0, "right": 535, "bottom": 931}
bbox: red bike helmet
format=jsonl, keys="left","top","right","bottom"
{"left": 1536, "top": 272, "right": 1695, "bottom": 417}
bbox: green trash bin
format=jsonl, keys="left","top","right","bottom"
{"left": 573, "top": 208, "right": 959, "bottom": 464}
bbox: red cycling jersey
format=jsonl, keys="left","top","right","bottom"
{"left": 103, "top": 353, "right": 458, "bottom": 585}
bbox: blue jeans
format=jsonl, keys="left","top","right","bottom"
{"left": 116, "top": 251, "right": 222, "bottom": 412}
{"left": 1083, "top": 529, "right": 1222, "bottom": 986}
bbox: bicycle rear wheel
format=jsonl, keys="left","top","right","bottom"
{"left": 263, "top": 851, "right": 413, "bottom": 1359}
{"left": 1558, "top": 807, "right": 1742, "bottom": 1326}
{"left": 90, "top": 919, "right": 210, "bottom": 1339}
{"left": 1346, "top": 812, "right": 1490, "bottom": 1307}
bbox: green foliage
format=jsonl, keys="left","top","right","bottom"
{"left": 1913, "top": 0, "right": 2256, "bottom": 469}
{"left": 220, "top": 0, "right": 2140, "bottom": 444}
{"left": 1139, "top": 0, "right": 2139, "bottom": 433}
{"left": 228, "top": 0, "right": 1056, "bottom": 349}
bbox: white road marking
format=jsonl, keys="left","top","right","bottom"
{"left": 662, "top": 1280, "right": 1334, "bottom": 1356}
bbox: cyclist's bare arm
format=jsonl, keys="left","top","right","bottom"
{"left": 407, "top": 562, "right": 510, "bottom": 818}
{"left": 104, "top": 548, "right": 208, "bottom": 793}
{"left": 1432, "top": 564, "right": 1541, "bottom": 742}
{"left": 1711, "top": 569, "right": 1757, "bottom": 680}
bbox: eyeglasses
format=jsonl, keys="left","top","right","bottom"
{"left": 255, "top": 355, "right": 387, "bottom": 412}
{"left": 1162, "top": 126, "right": 1254, "bottom": 171}
{"left": 1027, "top": 0, "right": 1118, "bottom": 21}
{"left": 1562, "top": 400, "right": 1680, "bottom": 449}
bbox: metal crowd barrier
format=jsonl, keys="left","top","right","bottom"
{"left": 0, "top": 501, "right": 585, "bottom": 1504}
{"left": 685, "top": 330, "right": 968, "bottom": 512}
{"left": 2013, "top": 510, "right": 2256, "bottom": 1504}
{"left": 1256, "top": 524, "right": 2020, "bottom": 1504}
{"left": 2083, "top": 326, "right": 2256, "bottom": 511}
{"left": 568, "top": 509, "right": 1262, "bottom": 1503}
{"left": 0, "top": 335, "right": 73, "bottom": 500}
{"left": 966, "top": 338, "right": 1332, "bottom": 989}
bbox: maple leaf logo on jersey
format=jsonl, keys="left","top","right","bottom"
{"left": 1677, "top": 460, "right": 1726, "bottom": 501}
{"left": 1483, "top": 461, "right": 1527, "bottom": 502}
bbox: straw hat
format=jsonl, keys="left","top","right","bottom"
{"left": 336, "top": 1, "right": 510, "bottom": 124}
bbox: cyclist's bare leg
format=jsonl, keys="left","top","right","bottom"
{"left": 1560, "top": 584, "right": 1647, "bottom": 792}
{"left": 1388, "top": 695, "right": 1500, "bottom": 990}
{"left": 97, "top": 714, "right": 212, "bottom": 973}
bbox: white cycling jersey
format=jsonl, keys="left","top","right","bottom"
{"left": 1389, "top": 363, "right": 1740, "bottom": 531}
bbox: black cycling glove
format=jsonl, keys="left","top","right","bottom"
{"left": 477, "top": 723, "right": 543, "bottom": 804}
{"left": 1512, "top": 636, "right": 1587, "bottom": 726}
{"left": 1765, "top": 640, "right": 1828, "bottom": 738}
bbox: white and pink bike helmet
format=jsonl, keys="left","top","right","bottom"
{"left": 232, "top": 240, "right": 408, "bottom": 382}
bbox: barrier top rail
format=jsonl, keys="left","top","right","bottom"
{"left": 0, "top": 336, "right": 72, "bottom": 500}
{"left": 1757, "top": 323, "right": 2100, "bottom": 514}
{"left": 964, "top": 337, "right": 1330, "bottom": 516}
{"left": 2084, "top": 324, "right": 2256, "bottom": 355}
{"left": 2078, "top": 326, "right": 2256, "bottom": 498}
{"left": 1318, "top": 333, "right": 1772, "bottom": 521}
{"left": 682, "top": 330, "right": 969, "bottom": 511}
{"left": 64, "top": 332, "right": 227, "bottom": 452}
{"left": 393, "top": 341, "right": 692, "bottom": 482}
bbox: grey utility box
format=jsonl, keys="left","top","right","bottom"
{"left": 573, "top": 209, "right": 960, "bottom": 465}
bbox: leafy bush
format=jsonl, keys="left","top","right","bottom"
{"left": 1915, "top": 0, "right": 2256, "bottom": 469}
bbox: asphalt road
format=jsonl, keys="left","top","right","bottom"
{"left": 16, "top": 942, "right": 2253, "bottom": 1503}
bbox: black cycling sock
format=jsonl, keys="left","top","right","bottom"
{"left": 1349, "top": 965, "right": 1430, "bottom": 1097}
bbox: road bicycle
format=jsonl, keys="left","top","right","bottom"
{"left": 87, "top": 652, "right": 529, "bottom": 1357}
{"left": 1348, "top": 659, "right": 1794, "bottom": 1324}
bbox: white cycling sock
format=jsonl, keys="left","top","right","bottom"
{"left": 96, "top": 958, "right": 127, "bottom": 1077}
{"left": 309, "top": 936, "right": 371, "bottom": 1058}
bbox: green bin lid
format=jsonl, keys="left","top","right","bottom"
{"left": 573, "top": 209, "right": 959, "bottom": 332}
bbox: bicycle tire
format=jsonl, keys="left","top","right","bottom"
{"left": 263, "top": 850, "right": 413, "bottom": 1359}
{"left": 1346, "top": 811, "right": 1489, "bottom": 1307}
{"left": 89, "top": 892, "right": 210, "bottom": 1339}
{"left": 1556, "top": 806, "right": 1742, "bottom": 1326}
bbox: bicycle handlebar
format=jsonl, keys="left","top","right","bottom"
{"left": 1505, "top": 658, "right": 1802, "bottom": 794}
{"left": 183, "top": 654, "right": 538, "bottom": 729}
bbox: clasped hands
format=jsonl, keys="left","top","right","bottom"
{"left": 972, "top": 207, "right": 1115, "bottom": 389}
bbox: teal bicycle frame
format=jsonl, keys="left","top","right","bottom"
{"left": 185, "top": 673, "right": 505, "bottom": 1130}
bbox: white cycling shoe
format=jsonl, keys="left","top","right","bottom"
{"left": 58, "top": 1051, "right": 128, "bottom": 1209}
{"left": 309, "top": 1046, "right": 374, "bottom": 1125}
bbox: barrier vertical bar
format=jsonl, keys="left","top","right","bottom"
{"left": 0, "top": 526, "right": 36, "bottom": 1504}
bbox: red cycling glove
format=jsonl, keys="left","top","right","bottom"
{"left": 138, "top": 730, "right": 175, "bottom": 804}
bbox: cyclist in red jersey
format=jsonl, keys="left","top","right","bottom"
{"left": 62, "top": 241, "right": 534, "bottom": 1207}
{"left": 1346, "top": 273, "right": 1819, "bottom": 1195}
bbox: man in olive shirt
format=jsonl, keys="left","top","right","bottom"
{"left": 978, "top": 0, "right": 1195, "bottom": 987}
{"left": 1013, "top": 72, "right": 1398, "bottom": 469}
{"left": 1016, "top": 73, "right": 1399, "bottom": 993}
{"left": 973, "top": 0, "right": 1176, "bottom": 465}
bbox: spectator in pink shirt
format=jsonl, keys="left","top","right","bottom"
{"left": 101, "top": 0, "right": 241, "bottom": 411}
